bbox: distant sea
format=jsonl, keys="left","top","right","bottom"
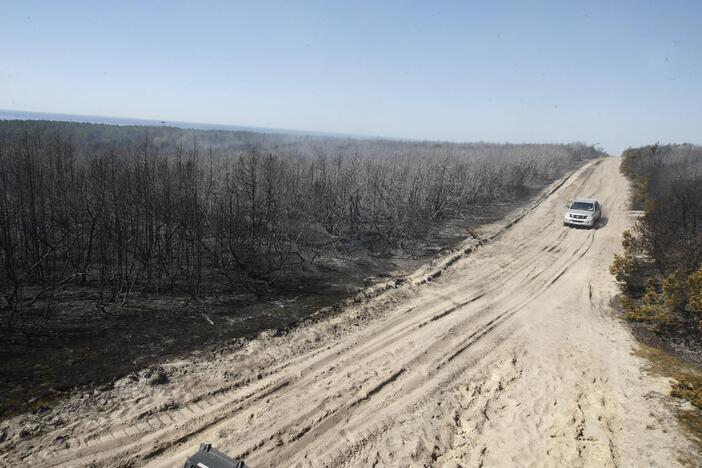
{"left": 0, "top": 109, "right": 367, "bottom": 139}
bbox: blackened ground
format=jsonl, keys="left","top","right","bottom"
{"left": 625, "top": 317, "right": 702, "bottom": 366}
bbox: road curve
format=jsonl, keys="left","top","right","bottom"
{"left": 6, "top": 157, "right": 698, "bottom": 467}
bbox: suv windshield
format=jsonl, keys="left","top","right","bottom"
{"left": 570, "top": 202, "right": 594, "bottom": 211}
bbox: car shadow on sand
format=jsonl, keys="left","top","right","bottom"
{"left": 565, "top": 216, "right": 609, "bottom": 230}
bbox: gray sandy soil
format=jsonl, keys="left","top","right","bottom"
{"left": 2, "top": 157, "right": 699, "bottom": 466}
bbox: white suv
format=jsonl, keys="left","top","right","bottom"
{"left": 564, "top": 198, "right": 602, "bottom": 228}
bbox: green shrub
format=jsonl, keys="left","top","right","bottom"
{"left": 610, "top": 251, "right": 642, "bottom": 294}
{"left": 662, "top": 271, "right": 687, "bottom": 312}
{"left": 689, "top": 267, "right": 702, "bottom": 314}
{"left": 671, "top": 380, "right": 702, "bottom": 409}
{"left": 625, "top": 278, "right": 673, "bottom": 325}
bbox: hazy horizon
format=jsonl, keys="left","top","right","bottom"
{"left": 0, "top": 108, "right": 615, "bottom": 149}
{"left": 0, "top": 108, "right": 377, "bottom": 140}
{"left": 2, "top": 1, "right": 702, "bottom": 154}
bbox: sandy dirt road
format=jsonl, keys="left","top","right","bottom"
{"left": 3, "top": 157, "right": 699, "bottom": 467}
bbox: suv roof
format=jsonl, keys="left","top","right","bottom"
{"left": 573, "top": 198, "right": 597, "bottom": 204}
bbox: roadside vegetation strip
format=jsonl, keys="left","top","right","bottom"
{"left": 611, "top": 144, "right": 702, "bottom": 338}
{"left": 610, "top": 145, "right": 702, "bottom": 354}
{"left": 610, "top": 144, "right": 702, "bottom": 452}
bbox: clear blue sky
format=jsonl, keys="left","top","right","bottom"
{"left": 2, "top": 1, "right": 701, "bottom": 153}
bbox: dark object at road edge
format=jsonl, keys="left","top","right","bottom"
{"left": 184, "top": 443, "right": 248, "bottom": 468}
